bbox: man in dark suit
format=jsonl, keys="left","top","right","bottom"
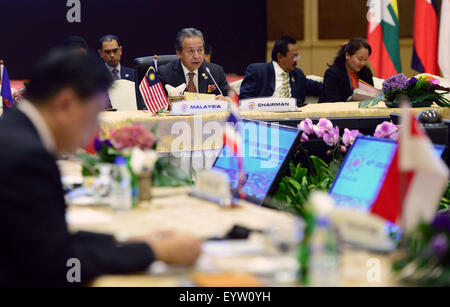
{"left": 0, "top": 49, "right": 201, "bottom": 286}
{"left": 239, "top": 36, "right": 323, "bottom": 106}
{"left": 158, "top": 28, "right": 230, "bottom": 100}
{"left": 98, "top": 34, "right": 135, "bottom": 82}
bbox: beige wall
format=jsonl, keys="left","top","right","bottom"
{"left": 266, "top": 0, "right": 417, "bottom": 81}
{"left": 267, "top": 39, "right": 416, "bottom": 79}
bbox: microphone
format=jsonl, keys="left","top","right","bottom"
{"left": 205, "top": 67, "right": 224, "bottom": 96}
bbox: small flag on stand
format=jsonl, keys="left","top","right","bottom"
{"left": 370, "top": 104, "right": 449, "bottom": 232}
{"left": 1, "top": 61, "right": 15, "bottom": 115}
{"left": 222, "top": 92, "right": 246, "bottom": 199}
{"left": 139, "top": 59, "right": 170, "bottom": 114}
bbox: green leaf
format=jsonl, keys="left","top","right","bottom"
{"left": 358, "top": 95, "right": 384, "bottom": 108}
{"left": 153, "top": 157, "right": 193, "bottom": 187}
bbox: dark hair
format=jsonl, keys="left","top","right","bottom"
{"left": 62, "top": 36, "right": 88, "bottom": 51}
{"left": 271, "top": 36, "right": 296, "bottom": 62}
{"left": 98, "top": 34, "right": 121, "bottom": 50}
{"left": 24, "top": 48, "right": 113, "bottom": 104}
{"left": 204, "top": 43, "right": 212, "bottom": 55}
{"left": 332, "top": 37, "right": 372, "bottom": 66}
{"left": 175, "top": 28, "right": 204, "bottom": 52}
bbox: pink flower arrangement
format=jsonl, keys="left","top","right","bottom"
{"left": 12, "top": 88, "right": 25, "bottom": 103}
{"left": 298, "top": 118, "right": 359, "bottom": 150}
{"left": 298, "top": 118, "right": 399, "bottom": 154}
{"left": 374, "top": 121, "right": 399, "bottom": 140}
{"left": 110, "top": 124, "right": 156, "bottom": 150}
{"left": 342, "top": 128, "right": 361, "bottom": 147}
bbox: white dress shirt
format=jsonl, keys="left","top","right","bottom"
{"left": 180, "top": 62, "right": 199, "bottom": 92}
{"left": 272, "top": 61, "right": 291, "bottom": 98}
{"left": 18, "top": 100, "right": 56, "bottom": 153}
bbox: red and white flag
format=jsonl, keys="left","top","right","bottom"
{"left": 139, "top": 60, "right": 170, "bottom": 114}
{"left": 370, "top": 105, "right": 449, "bottom": 232}
{"left": 438, "top": 0, "right": 450, "bottom": 79}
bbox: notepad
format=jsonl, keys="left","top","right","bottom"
{"left": 184, "top": 92, "right": 216, "bottom": 101}
{"left": 349, "top": 80, "right": 383, "bottom": 101}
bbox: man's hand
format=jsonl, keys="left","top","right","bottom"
{"left": 130, "top": 231, "right": 202, "bottom": 266}
{"left": 215, "top": 95, "right": 231, "bottom": 102}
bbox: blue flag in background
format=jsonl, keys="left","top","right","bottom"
{"left": 1, "top": 66, "right": 14, "bottom": 114}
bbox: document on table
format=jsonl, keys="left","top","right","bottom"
{"left": 66, "top": 209, "right": 112, "bottom": 225}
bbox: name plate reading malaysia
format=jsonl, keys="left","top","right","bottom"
{"left": 170, "top": 100, "right": 228, "bottom": 115}
{"left": 239, "top": 97, "right": 297, "bottom": 112}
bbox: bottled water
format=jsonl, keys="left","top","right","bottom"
{"left": 110, "top": 156, "right": 132, "bottom": 212}
{"left": 308, "top": 217, "right": 340, "bottom": 286}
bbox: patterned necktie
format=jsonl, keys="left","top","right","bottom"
{"left": 187, "top": 72, "right": 197, "bottom": 93}
{"left": 112, "top": 68, "right": 119, "bottom": 80}
{"left": 279, "top": 72, "right": 290, "bottom": 97}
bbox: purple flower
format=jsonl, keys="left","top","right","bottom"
{"left": 382, "top": 73, "right": 409, "bottom": 93}
{"left": 340, "top": 145, "right": 347, "bottom": 153}
{"left": 342, "top": 128, "right": 361, "bottom": 147}
{"left": 409, "top": 77, "right": 418, "bottom": 86}
{"left": 313, "top": 118, "right": 333, "bottom": 138}
{"left": 374, "top": 121, "right": 399, "bottom": 140}
{"left": 93, "top": 138, "right": 103, "bottom": 152}
{"left": 432, "top": 212, "right": 450, "bottom": 232}
{"left": 298, "top": 118, "right": 314, "bottom": 135}
{"left": 301, "top": 132, "right": 309, "bottom": 142}
{"left": 323, "top": 126, "right": 340, "bottom": 147}
{"left": 431, "top": 234, "right": 448, "bottom": 258}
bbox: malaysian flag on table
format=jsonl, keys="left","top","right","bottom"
{"left": 139, "top": 60, "right": 169, "bottom": 114}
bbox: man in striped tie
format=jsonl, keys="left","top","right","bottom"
{"left": 239, "top": 36, "right": 323, "bottom": 106}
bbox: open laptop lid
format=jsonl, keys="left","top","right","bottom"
{"left": 329, "top": 135, "right": 446, "bottom": 212}
{"left": 211, "top": 119, "right": 300, "bottom": 205}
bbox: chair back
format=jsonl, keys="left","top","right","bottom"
{"left": 134, "top": 55, "right": 178, "bottom": 110}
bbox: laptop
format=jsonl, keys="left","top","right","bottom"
{"left": 329, "top": 135, "right": 446, "bottom": 235}
{"left": 211, "top": 119, "right": 300, "bottom": 205}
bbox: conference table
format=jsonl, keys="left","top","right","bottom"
{"left": 99, "top": 102, "right": 450, "bottom": 153}
{"left": 66, "top": 186, "right": 399, "bottom": 287}
{"left": 98, "top": 102, "right": 450, "bottom": 174}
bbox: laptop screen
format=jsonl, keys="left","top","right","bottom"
{"left": 212, "top": 120, "right": 299, "bottom": 205}
{"left": 329, "top": 135, "right": 446, "bottom": 212}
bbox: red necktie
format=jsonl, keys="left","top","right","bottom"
{"left": 112, "top": 68, "right": 119, "bottom": 80}
{"left": 187, "top": 72, "right": 197, "bottom": 93}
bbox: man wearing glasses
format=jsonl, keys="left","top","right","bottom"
{"left": 98, "top": 34, "right": 135, "bottom": 82}
{"left": 239, "top": 36, "right": 323, "bottom": 106}
{"left": 158, "top": 28, "right": 230, "bottom": 101}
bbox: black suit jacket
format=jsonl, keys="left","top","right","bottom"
{"left": 158, "top": 59, "right": 230, "bottom": 97}
{"left": 239, "top": 62, "right": 323, "bottom": 106}
{"left": 120, "top": 65, "right": 135, "bottom": 82}
{"left": 319, "top": 61, "right": 374, "bottom": 103}
{"left": 0, "top": 109, "right": 154, "bottom": 286}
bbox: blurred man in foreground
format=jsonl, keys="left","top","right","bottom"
{"left": 0, "top": 49, "right": 201, "bottom": 286}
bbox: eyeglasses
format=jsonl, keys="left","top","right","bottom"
{"left": 183, "top": 48, "right": 204, "bottom": 56}
{"left": 103, "top": 48, "right": 120, "bottom": 55}
{"left": 290, "top": 55, "right": 301, "bottom": 61}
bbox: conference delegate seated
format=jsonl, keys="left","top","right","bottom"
{"left": 319, "top": 37, "right": 374, "bottom": 103}
{"left": 98, "top": 34, "right": 135, "bottom": 82}
{"left": 0, "top": 49, "right": 201, "bottom": 286}
{"left": 158, "top": 27, "right": 230, "bottom": 100}
{"left": 239, "top": 36, "right": 323, "bottom": 106}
